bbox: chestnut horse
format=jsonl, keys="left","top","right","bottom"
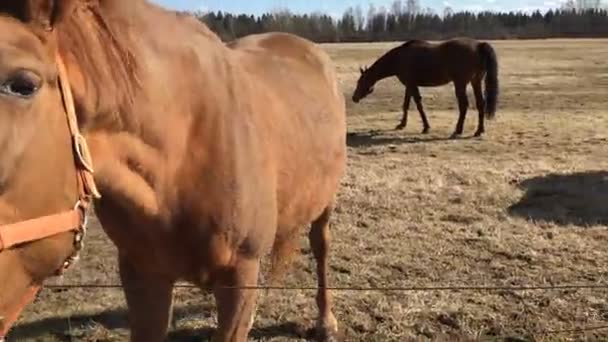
{"left": 352, "top": 38, "right": 499, "bottom": 138}
{"left": 0, "top": 1, "right": 346, "bottom": 341}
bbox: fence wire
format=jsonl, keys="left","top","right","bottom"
{"left": 43, "top": 283, "right": 608, "bottom": 292}
{"left": 30, "top": 282, "right": 608, "bottom": 339}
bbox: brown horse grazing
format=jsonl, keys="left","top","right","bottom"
{"left": 0, "top": 1, "right": 347, "bottom": 341}
{"left": 352, "top": 38, "right": 499, "bottom": 138}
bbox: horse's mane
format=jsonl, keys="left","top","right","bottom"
{"left": 367, "top": 39, "right": 423, "bottom": 71}
{"left": 400, "top": 39, "right": 418, "bottom": 48}
{"left": 395, "top": 39, "right": 427, "bottom": 52}
{"left": 0, "top": 1, "right": 140, "bottom": 127}
{"left": 0, "top": 0, "right": 223, "bottom": 130}
{"left": 58, "top": 0, "right": 140, "bottom": 127}
{"left": 174, "top": 10, "right": 222, "bottom": 43}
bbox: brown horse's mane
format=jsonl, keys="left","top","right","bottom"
{"left": 400, "top": 39, "right": 421, "bottom": 48}
{"left": 58, "top": 1, "right": 140, "bottom": 127}
{"left": 0, "top": 1, "right": 141, "bottom": 128}
{"left": 363, "top": 43, "right": 399, "bottom": 76}
{"left": 379, "top": 39, "right": 421, "bottom": 60}
{"left": 362, "top": 39, "right": 424, "bottom": 77}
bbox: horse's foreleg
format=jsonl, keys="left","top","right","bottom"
{"left": 309, "top": 206, "right": 339, "bottom": 341}
{"left": 451, "top": 82, "right": 470, "bottom": 139}
{"left": 212, "top": 256, "right": 260, "bottom": 342}
{"left": 395, "top": 88, "right": 412, "bottom": 130}
{"left": 412, "top": 87, "right": 431, "bottom": 134}
{"left": 119, "top": 255, "right": 175, "bottom": 342}
{"left": 472, "top": 80, "right": 486, "bottom": 137}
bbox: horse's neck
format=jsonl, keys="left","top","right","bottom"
{"left": 369, "top": 55, "right": 397, "bottom": 84}
{"left": 76, "top": 13, "right": 231, "bottom": 219}
{"left": 74, "top": 8, "right": 227, "bottom": 140}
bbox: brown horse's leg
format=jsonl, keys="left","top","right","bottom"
{"left": 309, "top": 206, "right": 338, "bottom": 340}
{"left": 395, "top": 87, "right": 412, "bottom": 130}
{"left": 212, "top": 256, "right": 260, "bottom": 342}
{"left": 412, "top": 87, "right": 431, "bottom": 134}
{"left": 451, "top": 82, "right": 470, "bottom": 139}
{"left": 119, "top": 255, "right": 175, "bottom": 342}
{"left": 472, "top": 79, "right": 485, "bottom": 137}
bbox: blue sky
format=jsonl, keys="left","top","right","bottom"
{"left": 152, "top": 0, "right": 569, "bottom": 16}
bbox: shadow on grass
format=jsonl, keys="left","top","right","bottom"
{"left": 346, "top": 130, "right": 476, "bottom": 148}
{"left": 508, "top": 171, "right": 608, "bottom": 226}
{"left": 10, "top": 305, "right": 307, "bottom": 341}
{"left": 170, "top": 322, "right": 307, "bottom": 341}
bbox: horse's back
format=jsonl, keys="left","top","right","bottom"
{"left": 411, "top": 38, "right": 483, "bottom": 81}
{"left": 229, "top": 32, "right": 341, "bottom": 95}
{"left": 442, "top": 38, "right": 485, "bottom": 76}
{"left": 229, "top": 32, "right": 344, "bottom": 135}
{"left": 398, "top": 40, "right": 449, "bottom": 85}
{"left": 438, "top": 37, "right": 482, "bottom": 54}
{"left": 229, "top": 32, "right": 318, "bottom": 59}
{"left": 229, "top": 32, "right": 346, "bottom": 226}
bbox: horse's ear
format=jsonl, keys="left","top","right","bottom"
{"left": 26, "top": 0, "right": 77, "bottom": 31}
{"left": 359, "top": 67, "right": 364, "bottom": 74}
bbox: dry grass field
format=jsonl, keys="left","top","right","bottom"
{"left": 9, "top": 38, "right": 608, "bottom": 341}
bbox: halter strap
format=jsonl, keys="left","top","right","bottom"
{"left": 0, "top": 52, "right": 99, "bottom": 253}
{"left": 0, "top": 209, "right": 82, "bottom": 251}
{"left": 0, "top": 53, "right": 101, "bottom": 338}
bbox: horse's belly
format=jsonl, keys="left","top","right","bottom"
{"left": 97, "top": 201, "right": 274, "bottom": 280}
{"left": 416, "top": 72, "right": 451, "bottom": 87}
{"left": 277, "top": 189, "right": 331, "bottom": 228}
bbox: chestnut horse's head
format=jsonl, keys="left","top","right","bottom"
{"left": 351, "top": 66, "right": 375, "bottom": 103}
{"left": 0, "top": 0, "right": 100, "bottom": 337}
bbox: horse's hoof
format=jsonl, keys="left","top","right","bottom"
{"left": 449, "top": 133, "right": 461, "bottom": 139}
{"left": 314, "top": 327, "right": 342, "bottom": 342}
{"left": 314, "top": 314, "right": 341, "bottom": 342}
{"left": 474, "top": 131, "right": 484, "bottom": 138}
{"left": 422, "top": 128, "right": 430, "bottom": 134}
{"left": 395, "top": 124, "right": 406, "bottom": 130}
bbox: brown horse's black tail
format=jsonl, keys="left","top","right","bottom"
{"left": 478, "top": 42, "right": 499, "bottom": 119}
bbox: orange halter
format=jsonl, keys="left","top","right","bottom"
{"left": 0, "top": 53, "right": 101, "bottom": 338}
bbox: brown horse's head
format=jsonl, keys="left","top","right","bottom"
{"left": 0, "top": 0, "right": 98, "bottom": 336}
{"left": 352, "top": 66, "right": 375, "bottom": 103}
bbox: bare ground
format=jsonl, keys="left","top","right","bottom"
{"left": 9, "top": 39, "right": 608, "bottom": 341}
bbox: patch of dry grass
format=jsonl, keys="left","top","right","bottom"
{"left": 10, "top": 39, "right": 608, "bottom": 341}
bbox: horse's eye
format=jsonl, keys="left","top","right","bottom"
{"left": 1, "top": 72, "right": 41, "bottom": 98}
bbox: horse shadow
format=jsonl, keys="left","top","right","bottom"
{"left": 346, "top": 130, "right": 477, "bottom": 148}
{"left": 508, "top": 171, "right": 608, "bottom": 226}
{"left": 9, "top": 305, "right": 308, "bottom": 341}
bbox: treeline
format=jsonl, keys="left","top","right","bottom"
{"left": 192, "top": 0, "right": 608, "bottom": 42}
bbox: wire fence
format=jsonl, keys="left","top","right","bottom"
{"left": 31, "top": 282, "right": 608, "bottom": 339}
{"left": 538, "top": 324, "right": 608, "bottom": 335}
{"left": 489, "top": 324, "right": 608, "bottom": 340}
{"left": 44, "top": 282, "right": 608, "bottom": 292}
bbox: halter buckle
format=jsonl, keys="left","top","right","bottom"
{"left": 73, "top": 133, "right": 95, "bottom": 174}
{"left": 55, "top": 200, "right": 90, "bottom": 276}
